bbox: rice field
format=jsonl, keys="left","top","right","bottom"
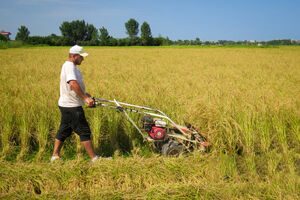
{"left": 0, "top": 46, "right": 299, "bottom": 199}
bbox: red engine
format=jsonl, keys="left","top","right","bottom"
{"left": 141, "top": 116, "right": 167, "bottom": 140}
{"left": 149, "top": 126, "right": 166, "bottom": 140}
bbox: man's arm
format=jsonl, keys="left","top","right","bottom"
{"left": 68, "top": 80, "right": 94, "bottom": 106}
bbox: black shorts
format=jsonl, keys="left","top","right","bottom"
{"left": 56, "top": 106, "right": 91, "bottom": 142}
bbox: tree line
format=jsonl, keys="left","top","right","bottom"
{"left": 2, "top": 18, "right": 299, "bottom": 46}
{"left": 10, "top": 19, "right": 169, "bottom": 46}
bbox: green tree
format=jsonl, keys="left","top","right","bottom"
{"left": 50, "top": 33, "right": 58, "bottom": 39}
{"left": 125, "top": 18, "right": 139, "bottom": 39}
{"left": 108, "top": 37, "right": 118, "bottom": 46}
{"left": 141, "top": 22, "right": 152, "bottom": 46}
{"left": 99, "top": 26, "right": 110, "bottom": 46}
{"left": 0, "top": 33, "right": 8, "bottom": 42}
{"left": 86, "top": 24, "right": 98, "bottom": 42}
{"left": 195, "top": 37, "right": 201, "bottom": 45}
{"left": 15, "top": 26, "right": 30, "bottom": 41}
{"left": 59, "top": 20, "right": 88, "bottom": 45}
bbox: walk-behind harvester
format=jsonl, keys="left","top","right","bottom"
{"left": 92, "top": 98, "right": 211, "bottom": 156}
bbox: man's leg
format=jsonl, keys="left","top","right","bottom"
{"left": 72, "top": 107, "right": 97, "bottom": 159}
{"left": 81, "top": 140, "right": 97, "bottom": 159}
{"left": 53, "top": 139, "right": 64, "bottom": 157}
{"left": 53, "top": 106, "right": 72, "bottom": 158}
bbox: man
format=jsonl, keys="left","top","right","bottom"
{"left": 51, "top": 45, "right": 99, "bottom": 163}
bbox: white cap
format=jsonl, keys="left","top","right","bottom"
{"left": 69, "top": 45, "right": 88, "bottom": 57}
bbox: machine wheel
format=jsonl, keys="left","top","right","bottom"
{"left": 161, "top": 140, "right": 184, "bottom": 156}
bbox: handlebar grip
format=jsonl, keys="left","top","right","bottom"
{"left": 87, "top": 101, "right": 101, "bottom": 108}
{"left": 86, "top": 97, "right": 100, "bottom": 108}
{"left": 95, "top": 101, "right": 101, "bottom": 106}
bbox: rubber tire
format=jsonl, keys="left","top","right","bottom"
{"left": 161, "top": 141, "right": 184, "bottom": 157}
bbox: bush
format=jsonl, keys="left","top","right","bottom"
{"left": 0, "top": 34, "right": 8, "bottom": 42}
{"left": 108, "top": 38, "right": 118, "bottom": 46}
{"left": 152, "top": 37, "right": 163, "bottom": 46}
{"left": 117, "top": 38, "right": 131, "bottom": 46}
{"left": 27, "top": 36, "right": 56, "bottom": 46}
{"left": 0, "top": 40, "right": 24, "bottom": 49}
{"left": 0, "top": 40, "right": 8, "bottom": 49}
{"left": 9, "top": 40, "right": 24, "bottom": 48}
{"left": 55, "top": 37, "right": 71, "bottom": 46}
{"left": 77, "top": 40, "right": 99, "bottom": 46}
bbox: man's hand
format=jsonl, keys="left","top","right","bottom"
{"left": 84, "top": 96, "right": 95, "bottom": 107}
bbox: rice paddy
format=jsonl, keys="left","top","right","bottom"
{"left": 0, "top": 46, "right": 299, "bottom": 199}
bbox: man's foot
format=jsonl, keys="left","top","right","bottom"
{"left": 51, "top": 155, "right": 60, "bottom": 163}
{"left": 91, "top": 155, "right": 113, "bottom": 163}
{"left": 91, "top": 155, "right": 99, "bottom": 163}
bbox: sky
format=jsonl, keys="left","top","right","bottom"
{"left": 1, "top": 0, "right": 300, "bottom": 41}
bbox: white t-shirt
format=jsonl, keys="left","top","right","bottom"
{"left": 58, "top": 61, "right": 86, "bottom": 107}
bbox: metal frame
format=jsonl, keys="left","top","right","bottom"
{"left": 94, "top": 98, "right": 189, "bottom": 137}
{"left": 92, "top": 98, "right": 209, "bottom": 152}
